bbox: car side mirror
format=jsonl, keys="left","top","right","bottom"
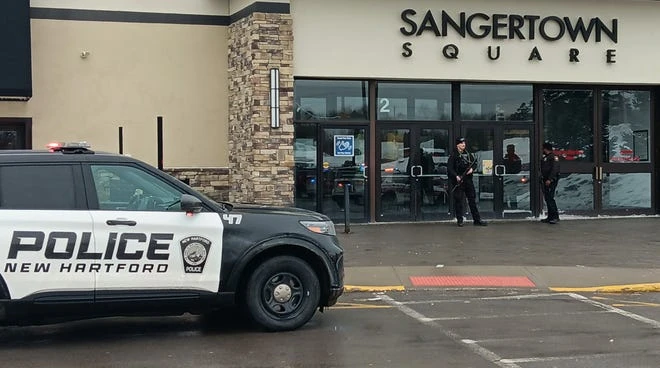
{"left": 181, "top": 194, "right": 203, "bottom": 213}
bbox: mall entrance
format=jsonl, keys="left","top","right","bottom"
{"left": 293, "top": 80, "right": 657, "bottom": 223}
{"left": 375, "top": 123, "right": 535, "bottom": 222}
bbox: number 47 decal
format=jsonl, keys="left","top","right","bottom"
{"left": 222, "top": 214, "right": 243, "bottom": 225}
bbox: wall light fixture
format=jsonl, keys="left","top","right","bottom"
{"left": 269, "top": 68, "right": 280, "bottom": 129}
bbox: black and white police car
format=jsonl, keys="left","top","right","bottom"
{"left": 0, "top": 142, "right": 344, "bottom": 331}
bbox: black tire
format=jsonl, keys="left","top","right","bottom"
{"left": 244, "top": 256, "right": 320, "bottom": 331}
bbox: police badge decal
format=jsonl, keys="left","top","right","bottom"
{"left": 180, "top": 236, "right": 211, "bottom": 273}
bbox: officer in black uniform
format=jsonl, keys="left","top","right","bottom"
{"left": 540, "top": 142, "right": 560, "bottom": 224}
{"left": 447, "top": 137, "right": 487, "bottom": 227}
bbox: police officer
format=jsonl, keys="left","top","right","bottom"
{"left": 540, "top": 142, "right": 560, "bottom": 224}
{"left": 448, "top": 137, "right": 487, "bottom": 227}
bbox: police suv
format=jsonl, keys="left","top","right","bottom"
{"left": 0, "top": 143, "right": 344, "bottom": 331}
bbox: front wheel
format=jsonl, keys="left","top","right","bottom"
{"left": 244, "top": 256, "right": 321, "bottom": 331}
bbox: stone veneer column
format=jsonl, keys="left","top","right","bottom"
{"left": 228, "top": 12, "right": 294, "bottom": 206}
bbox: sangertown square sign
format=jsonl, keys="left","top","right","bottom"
{"left": 399, "top": 9, "right": 619, "bottom": 63}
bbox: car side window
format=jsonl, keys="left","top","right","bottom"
{"left": 91, "top": 164, "right": 184, "bottom": 211}
{"left": 0, "top": 165, "right": 78, "bottom": 209}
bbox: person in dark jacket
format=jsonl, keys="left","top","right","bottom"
{"left": 540, "top": 142, "right": 560, "bottom": 224}
{"left": 503, "top": 144, "right": 522, "bottom": 174}
{"left": 447, "top": 137, "right": 487, "bottom": 227}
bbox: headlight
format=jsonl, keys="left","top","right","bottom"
{"left": 300, "top": 220, "right": 336, "bottom": 236}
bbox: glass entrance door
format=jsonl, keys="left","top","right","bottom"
{"left": 462, "top": 125, "right": 534, "bottom": 219}
{"left": 294, "top": 125, "right": 369, "bottom": 223}
{"left": 499, "top": 127, "right": 533, "bottom": 218}
{"left": 377, "top": 126, "right": 451, "bottom": 221}
{"left": 597, "top": 90, "right": 653, "bottom": 214}
{"left": 541, "top": 88, "right": 654, "bottom": 217}
{"left": 321, "top": 127, "right": 368, "bottom": 222}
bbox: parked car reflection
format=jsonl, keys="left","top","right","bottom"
{"left": 331, "top": 161, "right": 367, "bottom": 208}
{"left": 380, "top": 153, "right": 449, "bottom": 207}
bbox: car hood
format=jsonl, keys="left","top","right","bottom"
{"left": 231, "top": 203, "right": 328, "bottom": 220}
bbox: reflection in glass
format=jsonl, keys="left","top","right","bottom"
{"left": 555, "top": 173, "right": 594, "bottom": 211}
{"left": 633, "top": 130, "right": 649, "bottom": 161}
{"left": 294, "top": 80, "right": 368, "bottom": 121}
{"left": 601, "top": 90, "right": 651, "bottom": 163}
{"left": 293, "top": 124, "right": 317, "bottom": 211}
{"left": 460, "top": 84, "right": 533, "bottom": 121}
{"left": 465, "top": 128, "right": 494, "bottom": 174}
{"left": 602, "top": 173, "right": 651, "bottom": 209}
{"left": 543, "top": 89, "right": 593, "bottom": 162}
{"left": 377, "top": 82, "right": 451, "bottom": 121}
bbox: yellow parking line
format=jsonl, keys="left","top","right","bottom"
{"left": 550, "top": 283, "right": 660, "bottom": 293}
{"left": 611, "top": 303, "right": 660, "bottom": 307}
{"left": 344, "top": 285, "right": 405, "bottom": 293}
{"left": 591, "top": 295, "right": 660, "bottom": 307}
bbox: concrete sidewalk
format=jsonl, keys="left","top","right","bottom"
{"left": 336, "top": 217, "right": 660, "bottom": 293}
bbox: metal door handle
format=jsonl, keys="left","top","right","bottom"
{"left": 594, "top": 166, "right": 603, "bottom": 181}
{"left": 494, "top": 165, "right": 506, "bottom": 176}
{"left": 411, "top": 165, "right": 422, "bottom": 177}
{"left": 106, "top": 219, "right": 137, "bottom": 226}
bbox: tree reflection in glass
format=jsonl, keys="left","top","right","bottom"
{"left": 543, "top": 89, "right": 593, "bottom": 162}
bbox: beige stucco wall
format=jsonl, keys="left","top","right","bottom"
{"left": 292, "top": 0, "right": 660, "bottom": 84}
{"left": 0, "top": 19, "right": 228, "bottom": 168}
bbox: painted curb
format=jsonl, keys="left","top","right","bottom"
{"left": 549, "top": 283, "right": 660, "bottom": 293}
{"left": 344, "top": 285, "right": 405, "bottom": 293}
{"left": 343, "top": 283, "right": 660, "bottom": 293}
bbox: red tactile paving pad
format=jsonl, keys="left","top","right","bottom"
{"left": 409, "top": 275, "right": 536, "bottom": 288}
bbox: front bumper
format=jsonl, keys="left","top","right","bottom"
{"left": 326, "top": 286, "right": 344, "bottom": 307}
{"left": 324, "top": 250, "right": 344, "bottom": 307}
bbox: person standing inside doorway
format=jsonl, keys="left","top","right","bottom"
{"left": 540, "top": 142, "right": 560, "bottom": 224}
{"left": 448, "top": 137, "right": 487, "bottom": 227}
{"left": 503, "top": 144, "right": 522, "bottom": 174}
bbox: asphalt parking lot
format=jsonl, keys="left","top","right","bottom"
{"left": 1, "top": 289, "right": 658, "bottom": 368}
{"left": 367, "top": 289, "right": 660, "bottom": 367}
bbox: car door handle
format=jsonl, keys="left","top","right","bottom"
{"left": 106, "top": 219, "right": 137, "bottom": 226}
